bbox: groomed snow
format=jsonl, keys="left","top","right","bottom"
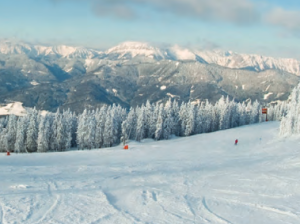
{"left": 1, "top": 122, "right": 300, "bottom": 224}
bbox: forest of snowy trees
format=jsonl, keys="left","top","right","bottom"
{"left": 0, "top": 96, "right": 287, "bottom": 153}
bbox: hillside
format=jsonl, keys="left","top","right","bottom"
{"left": 1, "top": 122, "right": 299, "bottom": 224}
{"left": 0, "top": 40, "right": 299, "bottom": 113}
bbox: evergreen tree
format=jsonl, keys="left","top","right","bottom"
{"left": 6, "top": 115, "right": 17, "bottom": 152}
{"left": 103, "top": 111, "right": 113, "bottom": 147}
{"left": 121, "top": 108, "right": 135, "bottom": 145}
{"left": 77, "top": 109, "right": 88, "bottom": 150}
{"left": 0, "top": 128, "right": 8, "bottom": 152}
{"left": 95, "top": 106, "right": 106, "bottom": 148}
{"left": 155, "top": 104, "right": 164, "bottom": 140}
{"left": 14, "top": 116, "right": 28, "bottom": 153}
{"left": 37, "top": 115, "right": 51, "bottom": 153}
{"left": 184, "top": 102, "right": 195, "bottom": 136}
{"left": 163, "top": 99, "right": 174, "bottom": 139}
{"left": 136, "top": 105, "right": 146, "bottom": 141}
{"left": 149, "top": 103, "right": 159, "bottom": 138}
{"left": 250, "top": 100, "right": 260, "bottom": 124}
{"left": 49, "top": 109, "right": 60, "bottom": 151}
{"left": 25, "top": 109, "right": 39, "bottom": 152}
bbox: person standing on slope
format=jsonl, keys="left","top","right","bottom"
{"left": 235, "top": 139, "right": 238, "bottom": 145}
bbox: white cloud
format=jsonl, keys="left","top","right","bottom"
{"left": 53, "top": 0, "right": 300, "bottom": 36}
{"left": 265, "top": 7, "right": 300, "bottom": 31}
{"left": 86, "top": 0, "right": 260, "bottom": 24}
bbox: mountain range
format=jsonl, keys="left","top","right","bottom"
{"left": 0, "top": 39, "right": 299, "bottom": 113}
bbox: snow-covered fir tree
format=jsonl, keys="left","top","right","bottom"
{"left": 136, "top": 105, "right": 146, "bottom": 142}
{"left": 37, "top": 115, "right": 51, "bottom": 153}
{"left": 155, "top": 104, "right": 164, "bottom": 140}
{"left": 14, "top": 116, "right": 28, "bottom": 153}
{"left": 25, "top": 109, "right": 39, "bottom": 152}
{"left": 6, "top": 115, "right": 17, "bottom": 152}
{"left": 95, "top": 106, "right": 106, "bottom": 148}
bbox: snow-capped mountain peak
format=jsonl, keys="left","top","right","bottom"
{"left": 105, "top": 41, "right": 168, "bottom": 60}
{"left": 0, "top": 40, "right": 102, "bottom": 59}
{"left": 0, "top": 39, "right": 34, "bottom": 55}
{"left": 0, "top": 39, "right": 300, "bottom": 75}
{"left": 196, "top": 50, "right": 300, "bottom": 75}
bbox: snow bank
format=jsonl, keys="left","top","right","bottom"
{"left": 0, "top": 102, "right": 27, "bottom": 116}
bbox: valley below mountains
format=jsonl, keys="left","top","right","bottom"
{"left": 0, "top": 40, "right": 299, "bottom": 113}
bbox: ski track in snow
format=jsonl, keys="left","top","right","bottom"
{"left": 218, "top": 197, "right": 299, "bottom": 219}
{"left": 32, "top": 180, "right": 61, "bottom": 224}
{"left": 1, "top": 122, "right": 300, "bottom": 223}
{"left": 201, "top": 197, "right": 233, "bottom": 224}
{"left": 102, "top": 190, "right": 143, "bottom": 223}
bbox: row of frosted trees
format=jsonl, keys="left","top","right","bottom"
{"left": 0, "top": 96, "right": 286, "bottom": 153}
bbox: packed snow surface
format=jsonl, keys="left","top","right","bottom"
{"left": 1, "top": 122, "right": 300, "bottom": 224}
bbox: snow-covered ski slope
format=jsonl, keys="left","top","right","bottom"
{"left": 1, "top": 122, "right": 300, "bottom": 224}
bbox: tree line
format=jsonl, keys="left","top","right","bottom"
{"left": 0, "top": 96, "right": 286, "bottom": 153}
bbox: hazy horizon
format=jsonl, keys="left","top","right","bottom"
{"left": 1, "top": 0, "right": 300, "bottom": 59}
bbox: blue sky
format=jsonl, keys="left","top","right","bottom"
{"left": 0, "top": 0, "right": 300, "bottom": 59}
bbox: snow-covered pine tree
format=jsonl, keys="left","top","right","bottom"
{"left": 6, "top": 115, "right": 17, "bottom": 152}
{"left": 103, "top": 107, "right": 114, "bottom": 147}
{"left": 218, "top": 96, "right": 230, "bottom": 130}
{"left": 0, "top": 128, "right": 8, "bottom": 152}
{"left": 95, "top": 106, "right": 107, "bottom": 148}
{"left": 37, "top": 114, "right": 51, "bottom": 152}
{"left": 171, "top": 100, "right": 180, "bottom": 136}
{"left": 155, "top": 104, "right": 164, "bottom": 140}
{"left": 56, "top": 112, "right": 66, "bottom": 151}
{"left": 184, "top": 102, "right": 195, "bottom": 136}
{"left": 63, "top": 109, "right": 73, "bottom": 150}
{"left": 203, "top": 101, "right": 213, "bottom": 133}
{"left": 49, "top": 109, "right": 60, "bottom": 151}
{"left": 249, "top": 100, "right": 260, "bottom": 124}
{"left": 178, "top": 102, "right": 187, "bottom": 136}
{"left": 163, "top": 99, "right": 174, "bottom": 139}
{"left": 144, "top": 100, "right": 153, "bottom": 138}
{"left": 238, "top": 102, "right": 247, "bottom": 127}
{"left": 229, "top": 101, "right": 239, "bottom": 128}
{"left": 111, "top": 104, "right": 121, "bottom": 145}
{"left": 14, "top": 116, "right": 28, "bottom": 153}
{"left": 121, "top": 107, "right": 136, "bottom": 143}
{"left": 25, "top": 109, "right": 39, "bottom": 152}
{"left": 148, "top": 103, "right": 159, "bottom": 139}
{"left": 77, "top": 109, "right": 88, "bottom": 150}
{"left": 86, "top": 110, "right": 96, "bottom": 149}
{"left": 136, "top": 105, "right": 146, "bottom": 141}
{"left": 194, "top": 103, "right": 205, "bottom": 134}
{"left": 70, "top": 111, "right": 78, "bottom": 148}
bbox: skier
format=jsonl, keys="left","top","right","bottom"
{"left": 235, "top": 139, "right": 238, "bottom": 145}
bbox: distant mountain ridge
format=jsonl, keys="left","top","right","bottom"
{"left": 1, "top": 39, "right": 300, "bottom": 75}
{"left": 0, "top": 39, "right": 299, "bottom": 113}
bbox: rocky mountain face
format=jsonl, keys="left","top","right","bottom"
{"left": 0, "top": 40, "right": 299, "bottom": 113}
